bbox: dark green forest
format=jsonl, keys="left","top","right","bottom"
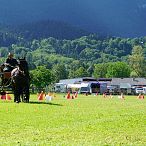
{"left": 0, "top": 23, "right": 146, "bottom": 87}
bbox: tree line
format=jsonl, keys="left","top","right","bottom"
{"left": 0, "top": 32, "right": 146, "bottom": 88}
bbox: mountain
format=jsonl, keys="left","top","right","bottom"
{"left": 13, "top": 20, "right": 89, "bottom": 40}
{"left": 0, "top": 20, "right": 89, "bottom": 47}
{"left": 0, "top": 0, "right": 146, "bottom": 37}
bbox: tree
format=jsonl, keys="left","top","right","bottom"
{"left": 87, "top": 64, "right": 94, "bottom": 77}
{"left": 129, "top": 45, "right": 146, "bottom": 77}
{"left": 74, "top": 67, "right": 89, "bottom": 78}
{"left": 52, "top": 64, "right": 68, "bottom": 83}
{"left": 31, "top": 39, "right": 40, "bottom": 50}
{"left": 0, "top": 47, "right": 9, "bottom": 57}
{"left": 30, "top": 66, "right": 53, "bottom": 88}
{"left": 93, "top": 63, "right": 108, "bottom": 78}
{"left": 68, "top": 60, "right": 82, "bottom": 78}
{"left": 106, "top": 62, "right": 131, "bottom": 78}
{"left": 26, "top": 52, "right": 36, "bottom": 70}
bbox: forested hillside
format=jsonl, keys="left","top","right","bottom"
{"left": 12, "top": 20, "right": 89, "bottom": 40}
{"left": 0, "top": 20, "right": 88, "bottom": 47}
{"left": 0, "top": 23, "right": 146, "bottom": 84}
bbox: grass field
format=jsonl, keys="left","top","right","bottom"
{"left": 0, "top": 93, "right": 145, "bottom": 146}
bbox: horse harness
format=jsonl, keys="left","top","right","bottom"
{"left": 11, "top": 67, "right": 25, "bottom": 77}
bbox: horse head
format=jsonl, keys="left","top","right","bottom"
{"left": 18, "top": 57, "right": 29, "bottom": 75}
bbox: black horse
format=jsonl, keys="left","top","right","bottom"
{"left": 11, "top": 58, "right": 30, "bottom": 103}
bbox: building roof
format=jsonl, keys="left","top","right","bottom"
{"left": 110, "top": 78, "right": 146, "bottom": 86}
{"left": 59, "top": 77, "right": 146, "bottom": 87}
{"left": 59, "top": 78, "right": 83, "bottom": 84}
{"left": 59, "top": 77, "right": 97, "bottom": 84}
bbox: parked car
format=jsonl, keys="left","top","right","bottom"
{"left": 135, "top": 87, "right": 144, "bottom": 94}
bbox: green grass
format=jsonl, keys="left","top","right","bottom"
{"left": 0, "top": 94, "right": 146, "bottom": 145}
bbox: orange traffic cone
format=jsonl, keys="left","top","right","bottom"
{"left": 6, "top": 93, "right": 11, "bottom": 100}
{"left": 1, "top": 94, "right": 6, "bottom": 100}
{"left": 38, "top": 91, "right": 44, "bottom": 100}
{"left": 141, "top": 95, "right": 144, "bottom": 99}
{"left": 66, "top": 91, "right": 71, "bottom": 99}
{"left": 139, "top": 94, "right": 144, "bottom": 99}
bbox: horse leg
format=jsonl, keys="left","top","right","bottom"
{"left": 14, "top": 93, "right": 19, "bottom": 103}
{"left": 21, "top": 92, "right": 24, "bottom": 102}
{"left": 26, "top": 86, "right": 30, "bottom": 103}
{"left": 25, "top": 92, "right": 30, "bottom": 103}
{"left": 23, "top": 87, "right": 29, "bottom": 103}
{"left": 14, "top": 88, "right": 21, "bottom": 103}
{"left": 13, "top": 88, "right": 17, "bottom": 102}
{"left": 17, "top": 90, "right": 21, "bottom": 103}
{"left": 14, "top": 92, "right": 18, "bottom": 103}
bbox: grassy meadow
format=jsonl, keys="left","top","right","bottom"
{"left": 0, "top": 93, "right": 145, "bottom": 145}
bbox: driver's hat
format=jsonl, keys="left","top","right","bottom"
{"left": 8, "top": 52, "right": 14, "bottom": 57}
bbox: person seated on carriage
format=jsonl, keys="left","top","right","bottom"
{"left": 3, "top": 52, "right": 18, "bottom": 72}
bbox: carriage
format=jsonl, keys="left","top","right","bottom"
{"left": 0, "top": 58, "right": 30, "bottom": 103}
{"left": 0, "top": 70, "right": 12, "bottom": 94}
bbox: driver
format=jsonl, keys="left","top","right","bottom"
{"left": 4, "top": 52, "right": 18, "bottom": 72}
